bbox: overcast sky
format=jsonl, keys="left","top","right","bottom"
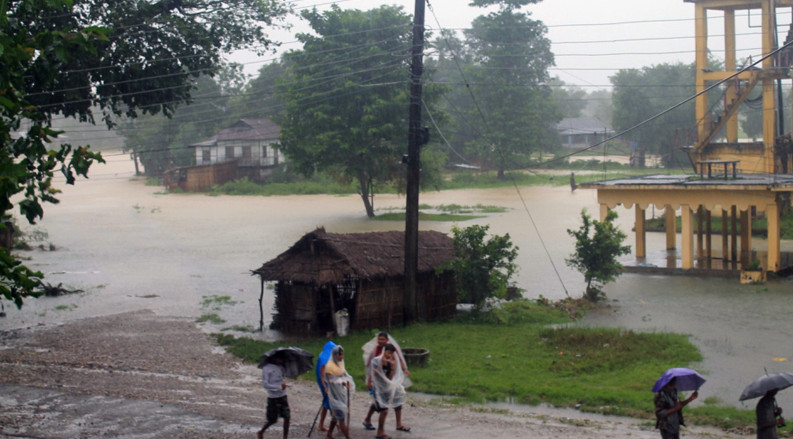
{"left": 234, "top": 0, "right": 793, "bottom": 90}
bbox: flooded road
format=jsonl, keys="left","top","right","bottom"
{"left": 2, "top": 152, "right": 792, "bottom": 411}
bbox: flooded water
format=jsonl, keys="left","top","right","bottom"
{"left": 3, "top": 151, "right": 793, "bottom": 410}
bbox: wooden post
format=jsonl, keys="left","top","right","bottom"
{"left": 696, "top": 205, "right": 704, "bottom": 260}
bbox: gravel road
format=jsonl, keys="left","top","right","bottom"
{"left": 0, "top": 310, "right": 753, "bottom": 439}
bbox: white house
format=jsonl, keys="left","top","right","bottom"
{"left": 189, "top": 118, "right": 282, "bottom": 181}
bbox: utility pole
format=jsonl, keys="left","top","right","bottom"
{"left": 404, "top": 0, "right": 425, "bottom": 323}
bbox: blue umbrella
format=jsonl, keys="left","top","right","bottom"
{"left": 652, "top": 368, "right": 706, "bottom": 392}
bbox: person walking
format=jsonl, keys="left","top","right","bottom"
{"left": 756, "top": 389, "right": 785, "bottom": 439}
{"left": 368, "top": 344, "right": 407, "bottom": 439}
{"left": 362, "top": 332, "right": 411, "bottom": 433}
{"left": 323, "top": 345, "right": 355, "bottom": 439}
{"left": 654, "top": 377, "right": 698, "bottom": 439}
{"left": 315, "top": 341, "right": 337, "bottom": 432}
{"left": 258, "top": 354, "right": 290, "bottom": 439}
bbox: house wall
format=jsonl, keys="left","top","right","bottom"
{"left": 272, "top": 282, "right": 320, "bottom": 336}
{"left": 196, "top": 141, "right": 281, "bottom": 168}
{"left": 165, "top": 161, "right": 238, "bottom": 192}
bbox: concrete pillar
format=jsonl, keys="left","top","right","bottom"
{"left": 721, "top": 209, "right": 729, "bottom": 261}
{"left": 635, "top": 206, "right": 646, "bottom": 258}
{"left": 705, "top": 209, "right": 712, "bottom": 260}
{"left": 740, "top": 209, "right": 752, "bottom": 266}
{"left": 600, "top": 204, "right": 609, "bottom": 222}
{"left": 696, "top": 205, "right": 704, "bottom": 260}
{"left": 731, "top": 206, "right": 738, "bottom": 262}
{"left": 681, "top": 205, "right": 694, "bottom": 269}
{"left": 724, "top": 10, "right": 738, "bottom": 142}
{"left": 767, "top": 202, "right": 780, "bottom": 272}
{"left": 665, "top": 205, "right": 676, "bottom": 250}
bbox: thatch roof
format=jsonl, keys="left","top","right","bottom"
{"left": 252, "top": 227, "right": 455, "bottom": 285}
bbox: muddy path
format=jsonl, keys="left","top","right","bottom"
{"left": 0, "top": 310, "right": 751, "bottom": 439}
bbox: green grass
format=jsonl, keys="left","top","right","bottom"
{"left": 373, "top": 212, "right": 484, "bottom": 222}
{"left": 211, "top": 299, "right": 756, "bottom": 430}
{"left": 373, "top": 204, "right": 508, "bottom": 221}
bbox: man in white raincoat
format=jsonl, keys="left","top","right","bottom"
{"left": 367, "top": 344, "right": 408, "bottom": 439}
{"left": 362, "top": 332, "right": 411, "bottom": 434}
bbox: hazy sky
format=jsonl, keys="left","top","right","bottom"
{"left": 234, "top": 0, "right": 793, "bottom": 90}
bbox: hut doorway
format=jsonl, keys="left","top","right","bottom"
{"left": 318, "top": 278, "right": 358, "bottom": 335}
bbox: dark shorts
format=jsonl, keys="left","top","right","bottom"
{"left": 266, "top": 396, "right": 290, "bottom": 423}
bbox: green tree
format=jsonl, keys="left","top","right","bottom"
{"left": 610, "top": 63, "right": 696, "bottom": 167}
{"left": 446, "top": 224, "right": 519, "bottom": 310}
{"left": 566, "top": 209, "right": 631, "bottom": 302}
{"left": 550, "top": 78, "right": 588, "bottom": 119}
{"left": 117, "top": 72, "right": 243, "bottom": 176}
{"left": 463, "top": 3, "right": 560, "bottom": 177}
{"left": 278, "top": 5, "right": 441, "bottom": 217}
{"left": 0, "top": 0, "right": 288, "bottom": 307}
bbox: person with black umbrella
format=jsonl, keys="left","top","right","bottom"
{"left": 257, "top": 353, "right": 290, "bottom": 439}
{"left": 756, "top": 389, "right": 784, "bottom": 439}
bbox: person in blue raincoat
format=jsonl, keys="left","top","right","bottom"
{"left": 315, "top": 341, "right": 336, "bottom": 432}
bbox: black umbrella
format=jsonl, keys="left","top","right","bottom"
{"left": 258, "top": 346, "right": 315, "bottom": 379}
{"left": 739, "top": 372, "right": 793, "bottom": 401}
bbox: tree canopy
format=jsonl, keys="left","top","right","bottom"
{"left": 446, "top": 224, "right": 519, "bottom": 310}
{"left": 277, "top": 5, "right": 441, "bottom": 217}
{"left": 460, "top": 8, "right": 560, "bottom": 177}
{"left": 0, "top": 0, "right": 289, "bottom": 307}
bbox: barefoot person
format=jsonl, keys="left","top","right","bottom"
{"left": 257, "top": 354, "right": 290, "bottom": 439}
{"left": 654, "top": 377, "right": 698, "bottom": 439}
{"left": 323, "top": 345, "right": 355, "bottom": 439}
{"left": 368, "top": 344, "right": 407, "bottom": 439}
{"left": 362, "top": 332, "right": 411, "bottom": 433}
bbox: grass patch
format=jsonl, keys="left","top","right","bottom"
{"left": 197, "top": 313, "right": 225, "bottom": 324}
{"left": 211, "top": 298, "right": 751, "bottom": 429}
{"left": 373, "top": 212, "right": 482, "bottom": 222}
{"left": 373, "top": 204, "right": 508, "bottom": 222}
{"left": 201, "top": 294, "right": 238, "bottom": 309}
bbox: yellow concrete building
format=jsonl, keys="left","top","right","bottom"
{"left": 584, "top": 0, "right": 793, "bottom": 277}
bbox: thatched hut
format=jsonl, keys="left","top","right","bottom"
{"left": 252, "top": 227, "right": 457, "bottom": 336}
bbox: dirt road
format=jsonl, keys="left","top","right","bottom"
{"left": 0, "top": 310, "right": 752, "bottom": 439}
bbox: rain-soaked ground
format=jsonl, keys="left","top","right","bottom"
{"left": 2, "top": 151, "right": 793, "bottom": 413}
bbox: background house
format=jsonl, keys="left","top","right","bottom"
{"left": 252, "top": 228, "right": 457, "bottom": 336}
{"left": 191, "top": 118, "right": 282, "bottom": 181}
{"left": 163, "top": 118, "right": 281, "bottom": 191}
{"left": 557, "top": 117, "right": 614, "bottom": 150}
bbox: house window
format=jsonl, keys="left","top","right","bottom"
{"left": 225, "top": 146, "right": 235, "bottom": 159}
{"left": 242, "top": 146, "right": 252, "bottom": 159}
{"left": 262, "top": 145, "right": 268, "bottom": 158}
{"left": 202, "top": 148, "right": 211, "bottom": 163}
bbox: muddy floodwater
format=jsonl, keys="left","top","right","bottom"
{"left": 3, "top": 152, "right": 793, "bottom": 411}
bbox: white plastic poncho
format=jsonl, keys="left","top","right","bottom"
{"left": 370, "top": 350, "right": 407, "bottom": 408}
{"left": 362, "top": 334, "right": 412, "bottom": 388}
{"left": 324, "top": 346, "right": 355, "bottom": 420}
